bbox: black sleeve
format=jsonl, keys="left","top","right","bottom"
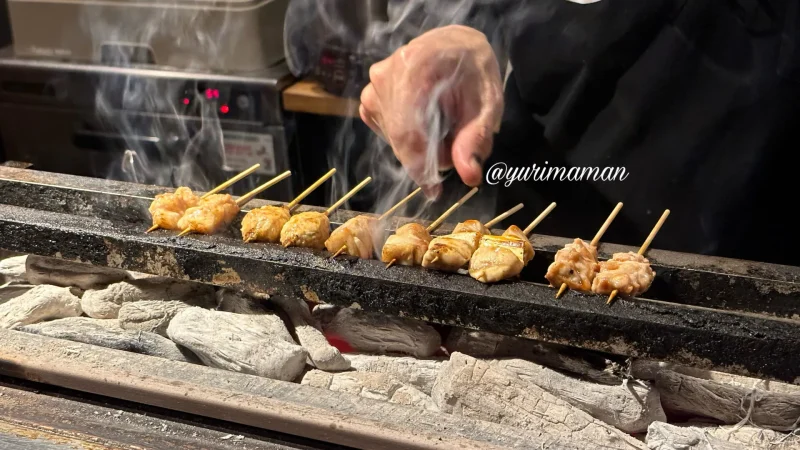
{"left": 507, "top": 0, "right": 680, "bottom": 116}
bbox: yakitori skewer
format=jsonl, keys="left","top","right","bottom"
{"left": 241, "top": 168, "right": 336, "bottom": 243}
{"left": 547, "top": 202, "right": 623, "bottom": 298}
{"left": 469, "top": 202, "right": 556, "bottom": 283}
{"left": 383, "top": 187, "right": 479, "bottom": 269}
{"left": 421, "top": 202, "right": 525, "bottom": 272}
{"left": 177, "top": 170, "right": 291, "bottom": 237}
{"left": 280, "top": 177, "right": 373, "bottom": 250}
{"left": 599, "top": 209, "right": 669, "bottom": 305}
{"left": 146, "top": 164, "right": 261, "bottom": 233}
{"left": 328, "top": 187, "right": 423, "bottom": 259}
{"left": 200, "top": 163, "right": 261, "bottom": 199}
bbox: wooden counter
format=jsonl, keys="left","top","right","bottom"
{"left": 282, "top": 79, "right": 361, "bottom": 118}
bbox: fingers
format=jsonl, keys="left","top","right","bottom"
{"left": 451, "top": 120, "right": 493, "bottom": 187}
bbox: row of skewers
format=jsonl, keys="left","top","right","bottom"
{"left": 146, "top": 165, "right": 669, "bottom": 304}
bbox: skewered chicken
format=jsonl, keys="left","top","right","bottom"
{"left": 177, "top": 194, "right": 239, "bottom": 235}
{"left": 241, "top": 206, "right": 291, "bottom": 243}
{"left": 148, "top": 187, "right": 200, "bottom": 230}
{"left": 544, "top": 238, "right": 599, "bottom": 291}
{"left": 591, "top": 252, "right": 655, "bottom": 297}
{"left": 324, "top": 215, "right": 379, "bottom": 259}
{"left": 280, "top": 211, "right": 330, "bottom": 249}
{"left": 468, "top": 225, "right": 534, "bottom": 283}
{"left": 380, "top": 223, "right": 432, "bottom": 266}
{"left": 420, "top": 219, "right": 494, "bottom": 272}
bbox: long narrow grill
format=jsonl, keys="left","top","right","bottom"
{"left": 0, "top": 166, "right": 798, "bottom": 383}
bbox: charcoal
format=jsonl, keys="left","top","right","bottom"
{"left": 301, "top": 370, "right": 438, "bottom": 411}
{"left": 0, "top": 285, "right": 82, "bottom": 329}
{"left": 118, "top": 300, "right": 191, "bottom": 336}
{"left": 81, "top": 278, "right": 215, "bottom": 319}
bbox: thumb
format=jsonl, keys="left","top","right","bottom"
{"left": 451, "top": 119, "right": 494, "bottom": 187}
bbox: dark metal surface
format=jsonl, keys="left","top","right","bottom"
{"left": 0, "top": 200, "right": 797, "bottom": 382}
{"left": 0, "top": 166, "right": 798, "bottom": 319}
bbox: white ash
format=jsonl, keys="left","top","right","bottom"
{"left": 488, "top": 357, "right": 665, "bottom": 434}
{"left": 645, "top": 368, "right": 800, "bottom": 431}
{"left": 0, "top": 255, "right": 27, "bottom": 284}
{"left": 0, "top": 285, "right": 82, "bottom": 329}
{"left": 313, "top": 306, "right": 441, "bottom": 358}
{"left": 431, "top": 352, "right": 646, "bottom": 449}
{"left": 167, "top": 307, "right": 308, "bottom": 382}
{"left": 25, "top": 255, "right": 133, "bottom": 290}
{"left": 301, "top": 369, "right": 438, "bottom": 411}
{"left": 20, "top": 317, "right": 197, "bottom": 363}
{"left": 646, "top": 421, "right": 800, "bottom": 450}
{"left": 215, "top": 289, "right": 272, "bottom": 315}
{"left": 631, "top": 359, "right": 800, "bottom": 396}
{"left": 118, "top": 300, "right": 191, "bottom": 337}
{"left": 344, "top": 353, "right": 444, "bottom": 395}
{"left": 271, "top": 295, "right": 349, "bottom": 371}
{"left": 0, "top": 284, "right": 35, "bottom": 305}
{"left": 81, "top": 278, "right": 216, "bottom": 319}
{"left": 445, "top": 327, "right": 622, "bottom": 385}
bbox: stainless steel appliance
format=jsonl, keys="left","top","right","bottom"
{"left": 6, "top": 0, "right": 289, "bottom": 74}
{"left": 0, "top": 58, "right": 298, "bottom": 201}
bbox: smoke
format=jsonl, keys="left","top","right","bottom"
{"left": 81, "top": 1, "right": 241, "bottom": 192}
{"left": 305, "top": 0, "right": 546, "bottom": 223}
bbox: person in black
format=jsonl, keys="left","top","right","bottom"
{"left": 354, "top": 0, "right": 800, "bottom": 266}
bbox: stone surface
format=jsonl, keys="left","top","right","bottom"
{"left": 81, "top": 278, "right": 215, "bottom": 319}
{"left": 0, "top": 285, "right": 82, "bottom": 329}
{"left": 118, "top": 300, "right": 191, "bottom": 336}
{"left": 314, "top": 306, "right": 441, "bottom": 358}
{"left": 301, "top": 369, "right": 438, "bottom": 411}
{"left": 167, "top": 308, "right": 308, "bottom": 382}
{"left": 19, "top": 317, "right": 196, "bottom": 363}
{"left": 431, "top": 352, "right": 646, "bottom": 449}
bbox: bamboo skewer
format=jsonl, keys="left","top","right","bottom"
{"left": 484, "top": 203, "right": 524, "bottom": 229}
{"left": 523, "top": 202, "right": 557, "bottom": 236}
{"left": 176, "top": 171, "right": 292, "bottom": 237}
{"left": 331, "top": 187, "right": 423, "bottom": 259}
{"left": 324, "top": 177, "right": 372, "bottom": 217}
{"left": 146, "top": 164, "right": 261, "bottom": 233}
{"left": 385, "top": 186, "right": 479, "bottom": 269}
{"left": 606, "top": 209, "right": 669, "bottom": 305}
{"left": 286, "top": 168, "right": 337, "bottom": 212}
{"left": 235, "top": 170, "right": 292, "bottom": 207}
{"left": 555, "top": 202, "right": 623, "bottom": 299}
{"left": 201, "top": 164, "right": 261, "bottom": 199}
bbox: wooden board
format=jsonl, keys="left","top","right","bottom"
{"left": 282, "top": 80, "right": 361, "bottom": 118}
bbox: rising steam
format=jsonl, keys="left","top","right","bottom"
{"left": 81, "top": 1, "right": 241, "bottom": 192}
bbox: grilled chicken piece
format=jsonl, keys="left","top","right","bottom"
{"left": 280, "top": 211, "right": 330, "bottom": 249}
{"left": 380, "top": 223, "right": 432, "bottom": 266}
{"left": 177, "top": 194, "right": 239, "bottom": 234}
{"left": 591, "top": 252, "right": 655, "bottom": 296}
{"left": 422, "top": 231, "right": 481, "bottom": 272}
{"left": 241, "top": 206, "right": 291, "bottom": 243}
{"left": 468, "top": 225, "right": 535, "bottom": 283}
{"left": 453, "top": 219, "right": 490, "bottom": 235}
{"left": 544, "top": 238, "right": 599, "bottom": 291}
{"left": 324, "top": 215, "right": 378, "bottom": 259}
{"left": 148, "top": 187, "right": 200, "bottom": 230}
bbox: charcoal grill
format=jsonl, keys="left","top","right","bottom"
{"left": 0, "top": 165, "right": 798, "bottom": 447}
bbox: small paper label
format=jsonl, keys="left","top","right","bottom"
{"left": 222, "top": 131, "right": 276, "bottom": 175}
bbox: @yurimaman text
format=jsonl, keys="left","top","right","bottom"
{"left": 486, "top": 162, "right": 629, "bottom": 187}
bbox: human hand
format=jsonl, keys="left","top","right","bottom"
{"left": 359, "top": 25, "right": 504, "bottom": 198}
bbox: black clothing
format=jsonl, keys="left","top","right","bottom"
{"left": 487, "top": 0, "right": 800, "bottom": 266}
